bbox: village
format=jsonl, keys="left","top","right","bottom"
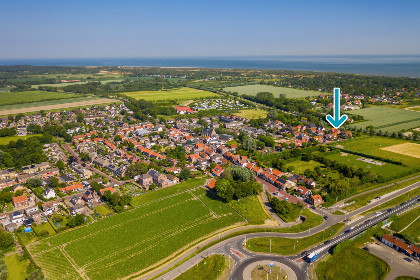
{"left": 0, "top": 101, "right": 356, "bottom": 234}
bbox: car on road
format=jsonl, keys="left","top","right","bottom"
{"left": 365, "top": 219, "right": 371, "bottom": 224}
{"left": 376, "top": 242, "right": 380, "bottom": 245}
{"left": 404, "top": 258, "right": 413, "bottom": 262}
{"left": 368, "top": 200, "right": 372, "bottom": 203}
{"left": 300, "top": 251, "right": 308, "bottom": 256}
{"left": 363, "top": 247, "right": 370, "bottom": 252}
{"left": 323, "top": 216, "right": 328, "bottom": 220}
{"left": 374, "top": 196, "right": 381, "bottom": 199}
{"left": 324, "top": 240, "right": 331, "bottom": 244}
{"left": 345, "top": 227, "right": 354, "bottom": 233}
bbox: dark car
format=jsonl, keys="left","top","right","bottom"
{"left": 374, "top": 196, "right": 381, "bottom": 199}
{"left": 363, "top": 247, "right": 370, "bottom": 252}
{"left": 404, "top": 258, "right": 413, "bottom": 262}
{"left": 365, "top": 219, "right": 371, "bottom": 224}
{"left": 324, "top": 240, "right": 331, "bottom": 244}
{"left": 323, "top": 216, "right": 328, "bottom": 220}
{"left": 301, "top": 250, "right": 308, "bottom": 256}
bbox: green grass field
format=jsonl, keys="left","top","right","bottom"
{"left": 175, "top": 254, "right": 229, "bottom": 280}
{"left": 94, "top": 205, "right": 113, "bottom": 216}
{"left": 316, "top": 247, "right": 388, "bottom": 280}
{"left": 390, "top": 206, "right": 420, "bottom": 244}
{"left": 348, "top": 107, "right": 420, "bottom": 133}
{"left": 0, "top": 91, "right": 80, "bottom": 106}
{"left": 27, "top": 180, "right": 244, "bottom": 280}
{"left": 364, "top": 187, "right": 420, "bottom": 215}
{"left": 224, "top": 85, "right": 322, "bottom": 98}
{"left": 0, "top": 134, "right": 43, "bottom": 145}
{"left": 246, "top": 223, "right": 343, "bottom": 255}
{"left": 228, "top": 195, "right": 271, "bottom": 224}
{"left": 344, "top": 177, "right": 420, "bottom": 212}
{"left": 32, "top": 221, "right": 56, "bottom": 237}
{"left": 285, "top": 160, "right": 323, "bottom": 175}
{"left": 120, "top": 87, "right": 218, "bottom": 102}
{"left": 326, "top": 152, "right": 409, "bottom": 180}
{"left": 335, "top": 136, "right": 420, "bottom": 169}
{"left": 4, "top": 254, "right": 31, "bottom": 280}
{"left": 235, "top": 109, "right": 267, "bottom": 119}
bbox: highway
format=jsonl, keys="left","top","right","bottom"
{"left": 144, "top": 179, "right": 420, "bottom": 280}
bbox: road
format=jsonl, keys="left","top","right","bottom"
{"left": 366, "top": 242, "right": 420, "bottom": 280}
{"left": 143, "top": 178, "right": 420, "bottom": 280}
{"left": 62, "top": 143, "right": 123, "bottom": 186}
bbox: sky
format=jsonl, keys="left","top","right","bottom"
{"left": 0, "top": 0, "right": 419, "bottom": 59}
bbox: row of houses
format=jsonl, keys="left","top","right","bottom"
{"left": 381, "top": 234, "right": 420, "bottom": 258}
{"left": 0, "top": 167, "right": 60, "bottom": 189}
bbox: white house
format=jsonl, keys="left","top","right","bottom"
{"left": 42, "top": 187, "right": 56, "bottom": 199}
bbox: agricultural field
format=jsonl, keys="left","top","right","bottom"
{"left": 120, "top": 87, "right": 218, "bottom": 102}
{"left": 348, "top": 107, "right": 420, "bottom": 133}
{"left": 235, "top": 108, "right": 267, "bottom": 119}
{"left": 335, "top": 136, "right": 420, "bottom": 170}
{"left": 0, "top": 96, "right": 116, "bottom": 116}
{"left": 0, "top": 91, "right": 80, "bottom": 106}
{"left": 381, "top": 143, "right": 420, "bottom": 159}
{"left": 228, "top": 195, "right": 271, "bottom": 224}
{"left": 223, "top": 85, "right": 322, "bottom": 98}
{"left": 389, "top": 206, "right": 420, "bottom": 244}
{"left": 32, "top": 79, "right": 123, "bottom": 88}
{"left": 27, "top": 180, "right": 244, "bottom": 280}
{"left": 325, "top": 152, "right": 408, "bottom": 180}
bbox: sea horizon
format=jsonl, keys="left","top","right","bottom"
{"left": 1, "top": 54, "right": 420, "bottom": 78}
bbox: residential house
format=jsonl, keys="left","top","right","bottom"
{"left": 139, "top": 174, "right": 153, "bottom": 187}
{"left": 12, "top": 194, "right": 29, "bottom": 208}
{"left": 211, "top": 165, "right": 224, "bottom": 177}
{"left": 42, "top": 187, "right": 56, "bottom": 199}
{"left": 60, "top": 183, "right": 84, "bottom": 194}
{"left": 308, "top": 194, "right": 324, "bottom": 206}
{"left": 100, "top": 187, "right": 114, "bottom": 196}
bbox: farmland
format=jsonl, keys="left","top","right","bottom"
{"left": 175, "top": 254, "right": 230, "bottom": 280}
{"left": 381, "top": 143, "right": 420, "bottom": 159}
{"left": 223, "top": 85, "right": 322, "bottom": 98}
{"left": 32, "top": 79, "right": 123, "bottom": 88}
{"left": 334, "top": 136, "right": 420, "bottom": 169}
{"left": 348, "top": 107, "right": 420, "bottom": 133}
{"left": 27, "top": 180, "right": 244, "bottom": 280}
{"left": 120, "top": 87, "right": 218, "bottom": 102}
{"left": 0, "top": 91, "right": 80, "bottom": 106}
{"left": 0, "top": 96, "right": 116, "bottom": 116}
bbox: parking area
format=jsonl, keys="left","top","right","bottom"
{"left": 365, "top": 242, "right": 420, "bottom": 280}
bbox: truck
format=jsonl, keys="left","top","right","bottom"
{"left": 306, "top": 252, "right": 318, "bottom": 263}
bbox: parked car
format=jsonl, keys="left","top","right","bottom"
{"left": 404, "top": 258, "right": 413, "bottom": 262}
{"left": 363, "top": 247, "right": 370, "bottom": 252}
{"left": 323, "top": 216, "right": 328, "bottom": 220}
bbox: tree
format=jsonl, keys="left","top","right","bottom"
{"left": 27, "top": 177, "right": 42, "bottom": 188}
{"left": 215, "top": 179, "right": 234, "bottom": 202}
{"left": 56, "top": 160, "right": 65, "bottom": 171}
{"left": 267, "top": 109, "right": 277, "bottom": 120}
{"left": 179, "top": 168, "right": 191, "bottom": 181}
{"left": 79, "top": 152, "right": 89, "bottom": 162}
{"left": 114, "top": 135, "right": 122, "bottom": 142}
{"left": 0, "top": 231, "right": 14, "bottom": 249}
{"left": 242, "top": 138, "right": 256, "bottom": 151}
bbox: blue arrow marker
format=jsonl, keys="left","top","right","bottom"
{"left": 326, "top": 88, "right": 348, "bottom": 128}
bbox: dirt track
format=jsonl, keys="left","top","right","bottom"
{"left": 0, "top": 98, "right": 116, "bottom": 115}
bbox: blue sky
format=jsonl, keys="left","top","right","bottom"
{"left": 0, "top": 0, "right": 419, "bottom": 58}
